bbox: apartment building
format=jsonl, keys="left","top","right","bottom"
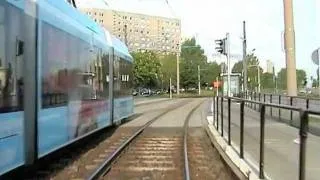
{"left": 81, "top": 8, "right": 181, "bottom": 53}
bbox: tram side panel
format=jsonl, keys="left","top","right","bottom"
{"left": 37, "top": 0, "right": 113, "bottom": 159}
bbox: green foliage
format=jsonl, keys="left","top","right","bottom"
{"left": 261, "top": 73, "right": 274, "bottom": 89}
{"left": 180, "top": 37, "right": 207, "bottom": 89}
{"left": 131, "top": 37, "right": 221, "bottom": 91}
{"left": 132, "top": 51, "right": 162, "bottom": 88}
{"left": 277, "top": 68, "right": 307, "bottom": 89}
{"left": 202, "top": 62, "right": 221, "bottom": 85}
{"left": 231, "top": 53, "right": 263, "bottom": 91}
{"left": 159, "top": 54, "right": 177, "bottom": 88}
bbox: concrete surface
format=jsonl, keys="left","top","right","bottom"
{"left": 150, "top": 98, "right": 204, "bottom": 127}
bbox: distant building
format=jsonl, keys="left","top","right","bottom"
{"left": 266, "top": 60, "right": 274, "bottom": 74}
{"left": 80, "top": 5, "right": 181, "bottom": 53}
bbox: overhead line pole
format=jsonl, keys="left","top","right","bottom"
{"left": 242, "top": 21, "right": 247, "bottom": 96}
{"left": 283, "top": 0, "right": 297, "bottom": 96}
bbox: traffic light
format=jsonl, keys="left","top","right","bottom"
{"left": 215, "top": 38, "right": 226, "bottom": 55}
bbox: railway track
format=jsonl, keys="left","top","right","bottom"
{"left": 88, "top": 99, "right": 237, "bottom": 180}
{"left": 6, "top": 98, "right": 238, "bottom": 180}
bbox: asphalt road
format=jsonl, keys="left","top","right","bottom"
{"left": 214, "top": 101, "right": 320, "bottom": 180}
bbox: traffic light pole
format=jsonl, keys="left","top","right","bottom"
{"left": 226, "top": 33, "right": 231, "bottom": 97}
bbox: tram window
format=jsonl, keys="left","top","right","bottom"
{"left": 0, "top": 4, "right": 24, "bottom": 113}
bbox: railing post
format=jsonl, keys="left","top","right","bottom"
{"left": 240, "top": 101, "right": 244, "bottom": 159}
{"left": 290, "top": 97, "right": 293, "bottom": 124}
{"left": 216, "top": 96, "right": 219, "bottom": 129}
{"left": 213, "top": 97, "right": 215, "bottom": 125}
{"left": 279, "top": 95, "right": 281, "bottom": 120}
{"left": 299, "top": 110, "right": 308, "bottom": 180}
{"left": 270, "top": 94, "right": 273, "bottom": 116}
{"left": 259, "top": 104, "right": 266, "bottom": 179}
{"left": 221, "top": 97, "right": 224, "bottom": 136}
{"left": 259, "top": 93, "right": 261, "bottom": 102}
{"left": 254, "top": 92, "right": 257, "bottom": 110}
{"left": 228, "top": 98, "right": 231, "bottom": 145}
{"left": 306, "top": 99, "right": 309, "bottom": 109}
{"left": 263, "top": 94, "right": 266, "bottom": 103}
{"left": 251, "top": 92, "right": 253, "bottom": 108}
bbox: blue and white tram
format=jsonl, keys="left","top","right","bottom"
{"left": 0, "top": 0, "right": 133, "bottom": 175}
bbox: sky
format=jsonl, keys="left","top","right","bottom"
{"left": 77, "top": 0, "right": 320, "bottom": 79}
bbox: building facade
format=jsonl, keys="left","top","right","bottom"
{"left": 81, "top": 8, "right": 181, "bottom": 53}
{"left": 266, "top": 60, "right": 274, "bottom": 74}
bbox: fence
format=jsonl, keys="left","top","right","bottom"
{"left": 244, "top": 92, "right": 320, "bottom": 135}
{"left": 212, "top": 95, "right": 320, "bottom": 180}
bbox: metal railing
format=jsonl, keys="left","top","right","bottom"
{"left": 212, "top": 95, "right": 320, "bottom": 180}
{"left": 244, "top": 92, "right": 320, "bottom": 134}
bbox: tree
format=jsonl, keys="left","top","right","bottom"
{"left": 180, "top": 37, "right": 207, "bottom": 89}
{"left": 277, "top": 68, "right": 307, "bottom": 89}
{"left": 132, "top": 51, "right": 162, "bottom": 88}
{"left": 231, "top": 53, "right": 263, "bottom": 91}
{"left": 159, "top": 54, "right": 176, "bottom": 89}
{"left": 202, "top": 61, "right": 220, "bottom": 86}
{"left": 261, "top": 73, "right": 274, "bottom": 90}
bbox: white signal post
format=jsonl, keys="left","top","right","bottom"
{"left": 226, "top": 33, "right": 231, "bottom": 97}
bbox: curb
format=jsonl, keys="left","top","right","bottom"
{"left": 205, "top": 116, "right": 268, "bottom": 180}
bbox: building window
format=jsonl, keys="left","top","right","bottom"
{"left": 130, "top": 29, "right": 132, "bottom": 32}
{"left": 147, "top": 31, "right": 149, "bottom": 34}
{"left": 141, "top": 30, "right": 143, "bottom": 34}
{"left": 118, "top": 35, "right": 121, "bottom": 38}
{"left": 94, "top": 12, "right": 97, "bottom": 15}
{"left": 118, "top": 28, "right": 121, "bottom": 31}
{"left": 130, "top": 17, "right": 132, "bottom": 20}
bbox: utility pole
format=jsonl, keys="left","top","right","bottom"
{"left": 198, "top": 65, "right": 201, "bottom": 95}
{"left": 283, "top": 0, "right": 297, "bottom": 96}
{"left": 226, "top": 33, "right": 231, "bottom": 97}
{"left": 242, "top": 21, "right": 247, "bottom": 96}
{"left": 177, "top": 44, "right": 180, "bottom": 95}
